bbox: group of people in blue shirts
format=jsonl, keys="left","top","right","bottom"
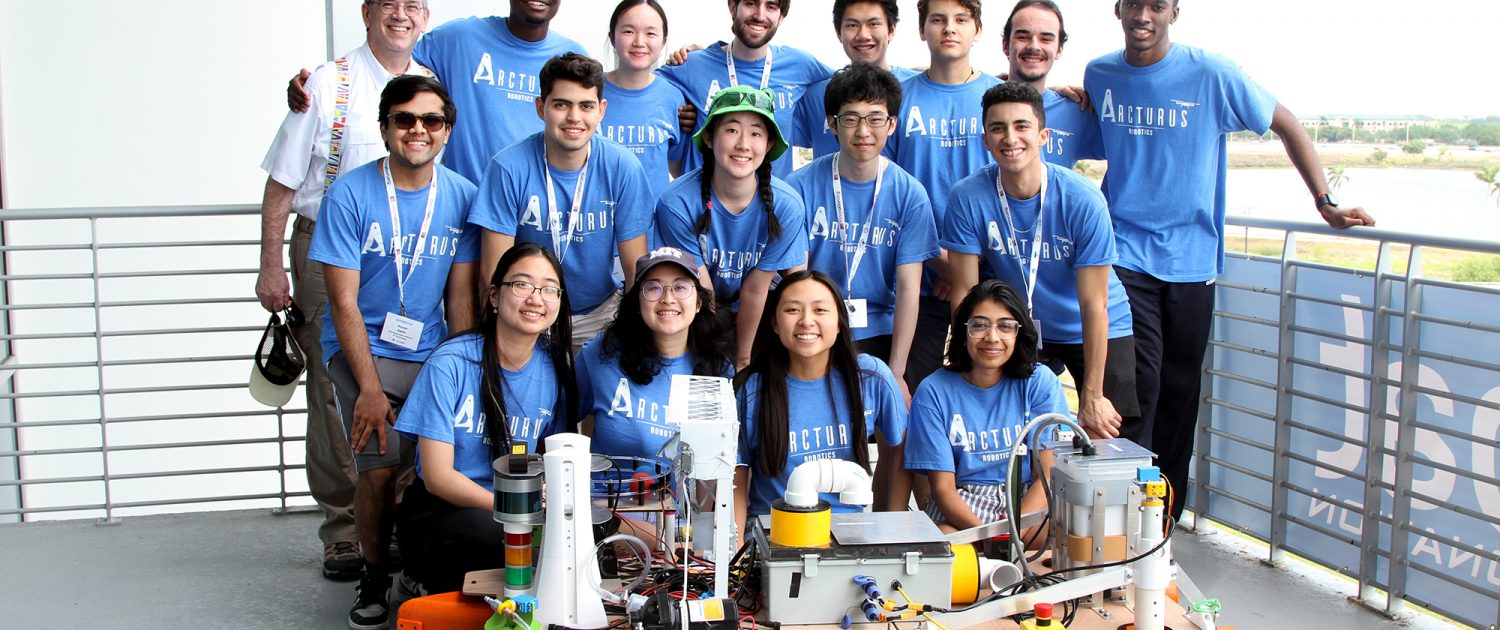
{"left": 266, "top": 0, "right": 1376, "bottom": 626}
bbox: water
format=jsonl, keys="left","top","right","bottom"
{"left": 1226, "top": 168, "right": 1500, "bottom": 242}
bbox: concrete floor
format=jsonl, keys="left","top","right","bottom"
{"left": 0, "top": 509, "right": 1457, "bottom": 629}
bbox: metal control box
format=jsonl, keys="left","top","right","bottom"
{"left": 753, "top": 511, "right": 955, "bottom": 625}
{"left": 1048, "top": 438, "right": 1154, "bottom": 569}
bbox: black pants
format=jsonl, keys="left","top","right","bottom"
{"left": 855, "top": 334, "right": 892, "bottom": 364}
{"left": 396, "top": 478, "right": 504, "bottom": 593}
{"left": 905, "top": 296, "right": 952, "bottom": 393}
{"left": 1116, "top": 267, "right": 1215, "bottom": 521}
{"left": 1042, "top": 335, "right": 1145, "bottom": 444}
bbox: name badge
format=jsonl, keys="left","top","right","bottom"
{"left": 845, "top": 298, "right": 868, "bottom": 330}
{"left": 1032, "top": 318, "right": 1043, "bottom": 351}
{"left": 380, "top": 312, "right": 424, "bottom": 351}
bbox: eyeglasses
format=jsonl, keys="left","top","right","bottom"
{"left": 709, "top": 88, "right": 776, "bottom": 113}
{"left": 386, "top": 111, "right": 448, "bottom": 132}
{"left": 641, "top": 279, "right": 697, "bottom": 302}
{"left": 501, "top": 280, "right": 564, "bottom": 303}
{"left": 834, "top": 112, "right": 892, "bottom": 128}
{"left": 966, "top": 317, "right": 1022, "bottom": 339}
{"left": 367, "top": 1, "right": 425, "bottom": 15}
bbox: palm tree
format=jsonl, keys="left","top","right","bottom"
{"left": 1326, "top": 166, "right": 1349, "bottom": 194}
{"left": 1477, "top": 165, "right": 1500, "bottom": 206}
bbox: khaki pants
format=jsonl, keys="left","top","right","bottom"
{"left": 291, "top": 216, "right": 357, "bottom": 545}
{"left": 569, "top": 289, "right": 622, "bottom": 353}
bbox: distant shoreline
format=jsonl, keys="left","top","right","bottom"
{"left": 1070, "top": 140, "right": 1500, "bottom": 178}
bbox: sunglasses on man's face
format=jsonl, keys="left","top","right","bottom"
{"left": 386, "top": 111, "right": 448, "bottom": 132}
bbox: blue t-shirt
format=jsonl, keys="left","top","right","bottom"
{"left": 1084, "top": 45, "right": 1277, "bottom": 282}
{"left": 309, "top": 161, "right": 479, "bottom": 362}
{"left": 785, "top": 156, "right": 939, "bottom": 340}
{"left": 904, "top": 367, "right": 1069, "bottom": 486}
{"left": 1042, "top": 89, "right": 1104, "bottom": 168}
{"left": 887, "top": 72, "right": 1001, "bottom": 231}
{"left": 657, "top": 42, "right": 833, "bottom": 178}
{"left": 395, "top": 334, "right": 563, "bottom": 489}
{"left": 737, "top": 354, "right": 906, "bottom": 516}
{"left": 793, "top": 66, "right": 920, "bottom": 159}
{"left": 576, "top": 338, "right": 733, "bottom": 460}
{"left": 943, "top": 163, "right": 1132, "bottom": 345}
{"left": 602, "top": 78, "right": 689, "bottom": 198}
{"left": 468, "top": 134, "right": 655, "bottom": 314}
{"left": 413, "top": 17, "right": 587, "bottom": 183}
{"left": 654, "top": 169, "right": 807, "bottom": 305}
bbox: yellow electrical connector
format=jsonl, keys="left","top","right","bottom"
{"left": 1143, "top": 481, "right": 1167, "bottom": 498}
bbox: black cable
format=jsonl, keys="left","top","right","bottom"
{"left": 943, "top": 514, "right": 1178, "bottom": 614}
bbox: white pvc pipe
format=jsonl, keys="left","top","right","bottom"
{"left": 1130, "top": 501, "right": 1174, "bottom": 630}
{"left": 782, "top": 459, "right": 873, "bottom": 508}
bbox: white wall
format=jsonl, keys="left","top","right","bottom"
{"left": 0, "top": 0, "right": 1053, "bottom": 211}
{"left": 0, "top": 1, "right": 327, "bottom": 209}
{"left": 4, "top": 0, "right": 1496, "bottom": 210}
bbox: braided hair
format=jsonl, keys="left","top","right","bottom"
{"left": 693, "top": 113, "right": 781, "bottom": 240}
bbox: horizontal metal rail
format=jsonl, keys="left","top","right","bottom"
{"left": 0, "top": 204, "right": 309, "bottom": 522}
{"left": 1205, "top": 216, "right": 1500, "bottom": 628}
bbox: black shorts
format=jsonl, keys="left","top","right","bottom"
{"left": 1041, "top": 335, "right": 1142, "bottom": 418}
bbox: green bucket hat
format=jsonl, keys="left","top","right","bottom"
{"left": 692, "top": 85, "right": 789, "bottom": 162}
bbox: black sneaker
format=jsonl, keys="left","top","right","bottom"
{"left": 323, "top": 542, "right": 362, "bottom": 581}
{"left": 390, "top": 572, "right": 427, "bottom": 616}
{"left": 349, "top": 571, "right": 392, "bottom": 630}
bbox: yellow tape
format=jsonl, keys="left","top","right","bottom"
{"left": 951, "top": 543, "right": 979, "bottom": 604}
{"left": 769, "top": 505, "right": 832, "bottom": 547}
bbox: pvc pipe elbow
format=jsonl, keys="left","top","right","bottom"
{"left": 783, "top": 459, "right": 873, "bottom": 508}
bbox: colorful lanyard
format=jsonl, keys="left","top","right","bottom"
{"left": 722, "top": 42, "right": 772, "bottom": 90}
{"left": 322, "top": 57, "right": 434, "bottom": 192}
{"left": 831, "top": 154, "right": 885, "bottom": 293}
{"left": 381, "top": 158, "right": 439, "bottom": 317}
{"left": 322, "top": 57, "right": 352, "bottom": 192}
{"left": 994, "top": 169, "right": 1048, "bottom": 313}
{"left": 542, "top": 144, "right": 591, "bottom": 262}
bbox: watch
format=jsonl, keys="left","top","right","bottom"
{"left": 1315, "top": 193, "right": 1339, "bottom": 209}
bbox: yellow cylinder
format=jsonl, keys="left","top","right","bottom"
{"left": 951, "top": 542, "right": 979, "bottom": 604}
{"left": 768, "top": 500, "right": 832, "bottom": 548}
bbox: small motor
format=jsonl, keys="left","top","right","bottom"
{"left": 630, "top": 592, "right": 740, "bottom": 630}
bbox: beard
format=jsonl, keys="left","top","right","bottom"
{"left": 731, "top": 16, "right": 779, "bottom": 49}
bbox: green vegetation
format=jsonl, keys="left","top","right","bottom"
{"left": 1225, "top": 236, "right": 1500, "bottom": 283}
{"left": 1370, "top": 148, "right": 1388, "bottom": 164}
{"left": 1286, "top": 116, "right": 1500, "bottom": 146}
{"left": 1454, "top": 256, "right": 1500, "bottom": 283}
{"left": 1325, "top": 166, "right": 1348, "bottom": 192}
{"left": 1477, "top": 165, "right": 1500, "bottom": 206}
{"left": 1402, "top": 139, "right": 1427, "bottom": 154}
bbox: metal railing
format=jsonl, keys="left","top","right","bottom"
{"left": 2, "top": 205, "right": 1497, "bottom": 625}
{"left": 0, "top": 204, "right": 310, "bottom": 523}
{"left": 1196, "top": 216, "right": 1500, "bottom": 628}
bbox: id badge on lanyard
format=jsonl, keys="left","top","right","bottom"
{"left": 995, "top": 171, "right": 1046, "bottom": 351}
{"left": 832, "top": 154, "right": 884, "bottom": 330}
{"left": 379, "top": 158, "right": 438, "bottom": 351}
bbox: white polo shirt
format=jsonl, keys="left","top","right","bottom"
{"left": 261, "top": 43, "right": 431, "bottom": 221}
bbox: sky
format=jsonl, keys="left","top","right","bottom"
{"left": 359, "top": 0, "right": 1500, "bottom": 120}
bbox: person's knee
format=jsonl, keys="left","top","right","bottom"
{"left": 358, "top": 465, "right": 399, "bottom": 492}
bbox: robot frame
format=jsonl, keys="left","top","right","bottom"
{"left": 481, "top": 374, "right": 1219, "bottom": 630}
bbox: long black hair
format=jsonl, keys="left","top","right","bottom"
{"left": 598, "top": 266, "right": 731, "bottom": 384}
{"left": 944, "top": 279, "right": 1040, "bottom": 380}
{"left": 733, "top": 270, "right": 870, "bottom": 477}
{"left": 694, "top": 113, "right": 781, "bottom": 240}
{"left": 478, "top": 243, "right": 577, "bottom": 458}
